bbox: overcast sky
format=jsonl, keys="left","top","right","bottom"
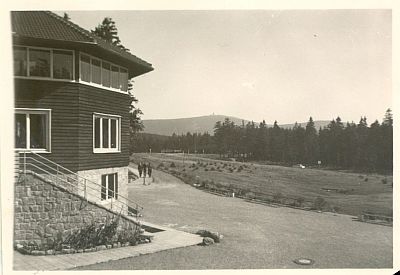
{"left": 61, "top": 10, "right": 391, "bottom": 124}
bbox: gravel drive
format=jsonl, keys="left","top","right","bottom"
{"left": 76, "top": 169, "right": 392, "bottom": 269}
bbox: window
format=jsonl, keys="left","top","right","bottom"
{"left": 93, "top": 113, "right": 120, "bottom": 153}
{"left": 15, "top": 109, "right": 51, "bottom": 152}
{"left": 53, "top": 50, "right": 73, "bottom": 80}
{"left": 80, "top": 54, "right": 91, "bottom": 82}
{"left": 13, "top": 46, "right": 74, "bottom": 80}
{"left": 91, "top": 58, "right": 102, "bottom": 84}
{"left": 14, "top": 46, "right": 27, "bottom": 76}
{"left": 111, "top": 66, "right": 120, "bottom": 89}
{"left": 29, "top": 48, "right": 51, "bottom": 77}
{"left": 79, "top": 53, "right": 129, "bottom": 92}
{"left": 102, "top": 62, "right": 111, "bottom": 87}
{"left": 119, "top": 68, "right": 128, "bottom": 91}
{"left": 101, "top": 173, "right": 118, "bottom": 200}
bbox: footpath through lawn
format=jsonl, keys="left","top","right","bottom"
{"left": 77, "top": 169, "right": 392, "bottom": 269}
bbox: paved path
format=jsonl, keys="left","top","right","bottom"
{"left": 14, "top": 222, "right": 202, "bottom": 270}
{"left": 78, "top": 169, "right": 393, "bottom": 269}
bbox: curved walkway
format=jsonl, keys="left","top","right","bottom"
{"left": 80, "top": 169, "right": 393, "bottom": 269}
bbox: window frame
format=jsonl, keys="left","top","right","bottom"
{"left": 13, "top": 45, "right": 75, "bottom": 82}
{"left": 13, "top": 46, "right": 28, "bottom": 77}
{"left": 93, "top": 112, "right": 121, "bottom": 153}
{"left": 100, "top": 173, "right": 119, "bottom": 201}
{"left": 14, "top": 108, "right": 52, "bottom": 153}
{"left": 52, "top": 49, "right": 75, "bottom": 80}
{"left": 79, "top": 52, "right": 129, "bottom": 94}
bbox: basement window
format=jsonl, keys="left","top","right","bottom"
{"left": 14, "top": 109, "right": 51, "bottom": 152}
{"left": 93, "top": 113, "right": 120, "bottom": 153}
{"left": 101, "top": 173, "right": 118, "bottom": 200}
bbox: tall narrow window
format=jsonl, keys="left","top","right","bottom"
{"left": 91, "top": 58, "right": 101, "bottom": 84}
{"left": 29, "top": 114, "right": 47, "bottom": 148}
{"left": 14, "top": 46, "right": 27, "bottom": 76}
{"left": 101, "top": 175, "right": 107, "bottom": 200}
{"left": 102, "top": 62, "right": 111, "bottom": 87}
{"left": 94, "top": 117, "right": 101, "bottom": 148}
{"left": 108, "top": 173, "right": 115, "bottom": 198}
{"left": 110, "top": 119, "right": 117, "bottom": 148}
{"left": 101, "top": 173, "right": 118, "bottom": 200}
{"left": 102, "top": 118, "right": 109, "bottom": 148}
{"left": 14, "top": 109, "right": 51, "bottom": 152}
{"left": 29, "top": 49, "right": 51, "bottom": 77}
{"left": 115, "top": 175, "right": 118, "bottom": 199}
{"left": 53, "top": 50, "right": 73, "bottom": 80}
{"left": 15, "top": 113, "right": 27, "bottom": 148}
{"left": 119, "top": 68, "right": 128, "bottom": 91}
{"left": 80, "top": 54, "right": 91, "bottom": 82}
{"left": 111, "top": 65, "right": 119, "bottom": 89}
{"left": 93, "top": 113, "right": 120, "bottom": 152}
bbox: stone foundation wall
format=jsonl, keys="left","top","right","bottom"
{"left": 14, "top": 173, "right": 139, "bottom": 247}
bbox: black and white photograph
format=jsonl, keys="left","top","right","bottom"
{"left": 1, "top": 1, "right": 398, "bottom": 273}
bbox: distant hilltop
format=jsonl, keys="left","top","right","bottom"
{"left": 142, "top": 115, "right": 330, "bottom": 136}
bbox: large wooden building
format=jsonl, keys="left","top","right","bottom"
{"left": 13, "top": 11, "right": 153, "bottom": 207}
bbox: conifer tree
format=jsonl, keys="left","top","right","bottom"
{"left": 304, "top": 117, "right": 319, "bottom": 165}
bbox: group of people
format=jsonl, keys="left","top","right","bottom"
{"left": 138, "top": 162, "right": 152, "bottom": 178}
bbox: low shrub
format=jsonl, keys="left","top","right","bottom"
{"left": 170, "top": 162, "right": 176, "bottom": 168}
{"left": 337, "top": 189, "right": 348, "bottom": 194}
{"left": 295, "top": 196, "right": 305, "bottom": 207}
{"left": 245, "top": 191, "right": 256, "bottom": 199}
{"left": 382, "top": 178, "right": 388, "bottom": 184}
{"left": 313, "top": 197, "right": 328, "bottom": 211}
{"left": 364, "top": 177, "right": 369, "bottom": 182}
{"left": 272, "top": 192, "right": 283, "bottom": 203}
{"left": 64, "top": 217, "right": 119, "bottom": 249}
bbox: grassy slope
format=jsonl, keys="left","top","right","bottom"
{"left": 131, "top": 153, "right": 393, "bottom": 217}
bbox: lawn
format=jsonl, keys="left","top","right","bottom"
{"left": 132, "top": 153, "right": 392, "bottom": 217}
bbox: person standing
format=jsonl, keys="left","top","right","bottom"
{"left": 138, "top": 162, "right": 143, "bottom": 178}
{"left": 142, "top": 163, "right": 147, "bottom": 185}
{"left": 148, "top": 163, "right": 152, "bottom": 178}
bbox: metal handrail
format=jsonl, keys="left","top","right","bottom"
{"left": 17, "top": 151, "right": 143, "bottom": 216}
{"left": 27, "top": 150, "right": 76, "bottom": 175}
{"left": 20, "top": 156, "right": 78, "bottom": 183}
{"left": 25, "top": 162, "right": 130, "bottom": 215}
{"left": 32, "top": 152, "right": 142, "bottom": 209}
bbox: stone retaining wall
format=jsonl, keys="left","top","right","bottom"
{"left": 14, "top": 173, "right": 140, "bottom": 247}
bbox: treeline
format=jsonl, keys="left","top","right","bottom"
{"left": 131, "top": 109, "right": 393, "bottom": 173}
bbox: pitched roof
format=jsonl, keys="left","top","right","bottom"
{"left": 11, "top": 11, "right": 153, "bottom": 72}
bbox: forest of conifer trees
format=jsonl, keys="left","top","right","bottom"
{"left": 132, "top": 109, "right": 393, "bottom": 173}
